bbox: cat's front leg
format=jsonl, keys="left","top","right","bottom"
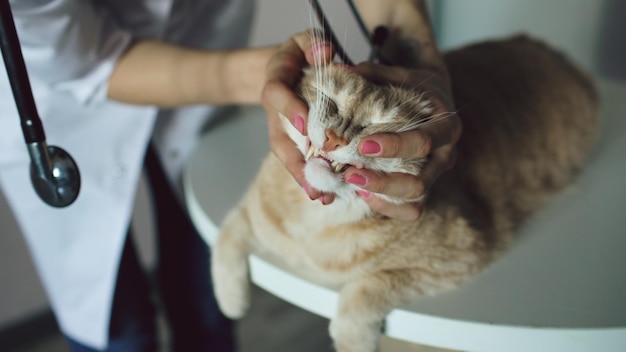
{"left": 330, "top": 271, "right": 422, "bottom": 352}
{"left": 211, "top": 207, "right": 253, "bottom": 319}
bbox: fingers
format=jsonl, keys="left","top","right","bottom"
{"left": 344, "top": 166, "right": 425, "bottom": 201}
{"left": 344, "top": 144, "right": 457, "bottom": 222}
{"left": 358, "top": 114, "right": 461, "bottom": 159}
{"left": 267, "top": 115, "right": 331, "bottom": 202}
{"left": 265, "top": 30, "right": 334, "bottom": 87}
{"left": 416, "top": 144, "right": 457, "bottom": 190}
{"left": 263, "top": 30, "right": 336, "bottom": 130}
{"left": 358, "top": 191, "right": 423, "bottom": 222}
{"left": 346, "top": 168, "right": 424, "bottom": 222}
{"left": 263, "top": 81, "right": 308, "bottom": 134}
{"left": 262, "top": 29, "right": 338, "bottom": 204}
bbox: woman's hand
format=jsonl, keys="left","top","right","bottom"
{"left": 261, "top": 30, "right": 336, "bottom": 204}
{"left": 261, "top": 30, "right": 461, "bottom": 222}
{"left": 344, "top": 62, "right": 461, "bottom": 221}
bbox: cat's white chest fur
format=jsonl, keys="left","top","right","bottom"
{"left": 292, "top": 195, "right": 372, "bottom": 238}
{"left": 278, "top": 197, "right": 376, "bottom": 285}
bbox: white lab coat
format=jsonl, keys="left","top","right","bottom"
{"left": 0, "top": 0, "right": 254, "bottom": 348}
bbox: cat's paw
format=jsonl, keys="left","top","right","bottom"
{"left": 212, "top": 263, "right": 250, "bottom": 318}
{"left": 215, "top": 282, "right": 250, "bottom": 319}
{"left": 211, "top": 247, "right": 251, "bottom": 319}
{"left": 329, "top": 315, "right": 381, "bottom": 352}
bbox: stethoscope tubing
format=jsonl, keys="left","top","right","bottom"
{"left": 308, "top": 0, "right": 388, "bottom": 65}
{"left": 0, "top": 1, "right": 46, "bottom": 144}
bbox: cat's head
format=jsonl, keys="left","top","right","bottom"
{"left": 284, "top": 64, "right": 434, "bottom": 202}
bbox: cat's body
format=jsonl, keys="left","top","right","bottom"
{"left": 212, "top": 36, "right": 599, "bottom": 352}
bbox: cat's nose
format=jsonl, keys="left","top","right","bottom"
{"left": 323, "top": 128, "right": 348, "bottom": 152}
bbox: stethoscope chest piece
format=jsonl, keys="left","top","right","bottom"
{"left": 28, "top": 143, "right": 81, "bottom": 208}
{"left": 1, "top": 2, "right": 81, "bottom": 208}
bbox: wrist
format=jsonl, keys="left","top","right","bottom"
{"left": 356, "top": 0, "right": 446, "bottom": 73}
{"left": 215, "top": 46, "right": 278, "bottom": 105}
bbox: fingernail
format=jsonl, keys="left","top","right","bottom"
{"left": 346, "top": 174, "right": 367, "bottom": 187}
{"left": 311, "top": 42, "right": 331, "bottom": 64}
{"left": 356, "top": 190, "right": 371, "bottom": 199}
{"left": 335, "top": 63, "right": 354, "bottom": 70}
{"left": 360, "top": 141, "right": 381, "bottom": 155}
{"left": 320, "top": 193, "right": 333, "bottom": 205}
{"left": 294, "top": 116, "right": 305, "bottom": 135}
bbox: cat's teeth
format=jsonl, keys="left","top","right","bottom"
{"left": 332, "top": 161, "right": 345, "bottom": 173}
{"left": 305, "top": 145, "right": 343, "bottom": 172}
{"left": 305, "top": 145, "right": 315, "bottom": 160}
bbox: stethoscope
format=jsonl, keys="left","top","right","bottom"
{"left": 308, "top": 0, "right": 390, "bottom": 65}
{"left": 0, "top": 0, "right": 382, "bottom": 208}
{"left": 0, "top": 1, "right": 81, "bottom": 208}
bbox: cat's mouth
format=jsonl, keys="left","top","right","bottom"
{"left": 305, "top": 144, "right": 349, "bottom": 173}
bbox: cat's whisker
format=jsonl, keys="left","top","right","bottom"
{"left": 389, "top": 69, "right": 439, "bottom": 92}
{"left": 395, "top": 97, "right": 429, "bottom": 114}
{"left": 396, "top": 111, "right": 459, "bottom": 132}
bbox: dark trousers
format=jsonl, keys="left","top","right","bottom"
{"left": 66, "top": 146, "right": 234, "bottom": 351}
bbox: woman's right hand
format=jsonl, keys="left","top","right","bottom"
{"left": 261, "top": 30, "right": 337, "bottom": 204}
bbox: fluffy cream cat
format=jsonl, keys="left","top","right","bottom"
{"left": 211, "top": 36, "right": 599, "bottom": 352}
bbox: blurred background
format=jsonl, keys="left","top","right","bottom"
{"left": 1, "top": 0, "right": 624, "bottom": 351}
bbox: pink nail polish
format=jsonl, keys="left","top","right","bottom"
{"left": 360, "top": 141, "right": 381, "bottom": 155}
{"left": 311, "top": 42, "right": 331, "bottom": 64}
{"left": 346, "top": 174, "right": 367, "bottom": 186}
{"left": 294, "top": 116, "right": 305, "bottom": 135}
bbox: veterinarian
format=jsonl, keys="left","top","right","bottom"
{"left": 0, "top": 0, "right": 263, "bottom": 350}
{"left": 0, "top": 0, "right": 459, "bottom": 351}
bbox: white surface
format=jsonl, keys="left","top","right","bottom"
{"left": 184, "top": 80, "right": 626, "bottom": 351}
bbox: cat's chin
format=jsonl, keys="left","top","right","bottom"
{"left": 304, "top": 158, "right": 353, "bottom": 195}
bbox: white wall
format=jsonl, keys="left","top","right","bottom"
{"left": 250, "top": 0, "right": 371, "bottom": 62}
{"left": 251, "top": 0, "right": 626, "bottom": 80}
{"left": 436, "top": 0, "right": 625, "bottom": 81}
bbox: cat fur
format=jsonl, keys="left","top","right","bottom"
{"left": 211, "top": 35, "right": 599, "bottom": 352}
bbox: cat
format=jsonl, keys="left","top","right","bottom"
{"left": 211, "top": 35, "right": 599, "bottom": 352}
